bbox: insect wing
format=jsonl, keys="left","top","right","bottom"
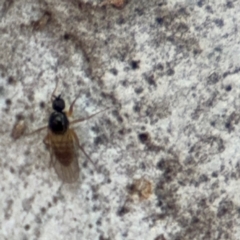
{"left": 48, "top": 130, "right": 80, "bottom": 183}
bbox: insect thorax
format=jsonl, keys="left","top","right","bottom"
{"left": 48, "top": 111, "right": 69, "bottom": 134}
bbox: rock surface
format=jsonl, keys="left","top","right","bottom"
{"left": 0, "top": 0, "right": 239, "bottom": 239}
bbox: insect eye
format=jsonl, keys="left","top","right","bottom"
{"left": 52, "top": 95, "right": 65, "bottom": 112}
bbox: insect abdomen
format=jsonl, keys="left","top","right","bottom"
{"left": 51, "top": 133, "right": 77, "bottom": 166}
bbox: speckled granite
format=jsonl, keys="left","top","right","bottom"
{"left": 0, "top": 0, "right": 240, "bottom": 239}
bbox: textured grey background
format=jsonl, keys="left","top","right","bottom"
{"left": 1, "top": 0, "right": 240, "bottom": 240}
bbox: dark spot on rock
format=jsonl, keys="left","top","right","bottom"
{"left": 198, "top": 174, "right": 209, "bottom": 183}
{"left": 225, "top": 85, "right": 232, "bottom": 91}
{"left": 82, "top": 161, "right": 88, "bottom": 168}
{"left": 92, "top": 193, "right": 99, "bottom": 201}
{"left": 118, "top": 128, "right": 125, "bottom": 135}
{"left": 133, "top": 103, "right": 141, "bottom": 112}
{"left": 134, "top": 8, "right": 144, "bottom": 16}
{"left": 0, "top": 86, "right": 4, "bottom": 95}
{"left": 197, "top": 0, "right": 205, "bottom": 7}
{"left": 233, "top": 67, "right": 240, "bottom": 74}
{"left": 217, "top": 200, "right": 233, "bottom": 218}
{"left": 210, "top": 121, "right": 216, "bottom": 127}
{"left": 226, "top": 1, "right": 234, "bottom": 8}
{"left": 191, "top": 216, "right": 200, "bottom": 224}
{"left": 167, "top": 68, "right": 175, "bottom": 76}
{"left": 5, "top": 99, "right": 11, "bottom": 105}
{"left": 193, "top": 48, "right": 202, "bottom": 55}
{"left": 117, "top": 206, "right": 130, "bottom": 216}
{"left": 96, "top": 218, "right": 102, "bottom": 225}
{"left": 27, "top": 93, "right": 34, "bottom": 102}
{"left": 156, "top": 17, "right": 164, "bottom": 25}
{"left": 225, "top": 122, "right": 232, "bottom": 130}
{"left": 40, "top": 207, "right": 46, "bottom": 214}
{"left": 158, "top": 2, "right": 166, "bottom": 7}
{"left": 156, "top": 159, "right": 165, "bottom": 170}
{"left": 223, "top": 71, "right": 230, "bottom": 78}
{"left": 212, "top": 171, "right": 218, "bottom": 177}
{"left": 138, "top": 132, "right": 149, "bottom": 144}
{"left": 88, "top": 223, "right": 93, "bottom": 228}
{"left": 94, "top": 134, "right": 107, "bottom": 145}
{"left": 110, "top": 68, "right": 118, "bottom": 75}
{"left": 147, "top": 143, "right": 163, "bottom": 152}
{"left": 156, "top": 196, "right": 163, "bottom": 207}
{"left": 24, "top": 224, "right": 30, "bottom": 231}
{"left": 205, "top": 5, "right": 213, "bottom": 13}
{"left": 154, "top": 234, "right": 166, "bottom": 240}
{"left": 156, "top": 158, "right": 182, "bottom": 182}
{"left": 16, "top": 113, "right": 24, "bottom": 120}
{"left": 116, "top": 17, "right": 125, "bottom": 25}
{"left": 134, "top": 87, "right": 143, "bottom": 94}
{"left": 207, "top": 72, "right": 219, "bottom": 85}
{"left": 140, "top": 162, "right": 146, "bottom": 170}
{"left": 52, "top": 196, "right": 58, "bottom": 204}
{"left": 35, "top": 215, "right": 42, "bottom": 224}
{"left": 9, "top": 167, "right": 15, "bottom": 174}
{"left": 24, "top": 150, "right": 30, "bottom": 156}
{"left": 7, "top": 76, "right": 16, "bottom": 85}
{"left": 214, "top": 46, "right": 222, "bottom": 52}
{"left": 39, "top": 101, "right": 45, "bottom": 109}
{"left": 121, "top": 80, "right": 128, "bottom": 87}
{"left": 91, "top": 125, "right": 100, "bottom": 133}
{"left": 214, "top": 18, "right": 224, "bottom": 27}
{"left": 157, "top": 63, "right": 164, "bottom": 71}
{"left": 127, "top": 183, "right": 135, "bottom": 193}
{"left": 63, "top": 33, "right": 70, "bottom": 40}
{"left": 131, "top": 60, "right": 140, "bottom": 69}
{"left": 112, "top": 110, "right": 123, "bottom": 122}
{"left": 99, "top": 235, "right": 111, "bottom": 240}
{"left": 145, "top": 74, "right": 156, "bottom": 86}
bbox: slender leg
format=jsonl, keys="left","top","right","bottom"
{"left": 70, "top": 107, "right": 111, "bottom": 125}
{"left": 25, "top": 125, "right": 48, "bottom": 136}
{"left": 67, "top": 92, "right": 81, "bottom": 118}
{"left": 72, "top": 130, "right": 98, "bottom": 170}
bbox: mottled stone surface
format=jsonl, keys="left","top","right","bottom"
{"left": 1, "top": 0, "right": 240, "bottom": 239}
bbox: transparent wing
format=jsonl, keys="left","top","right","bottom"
{"left": 51, "top": 151, "right": 80, "bottom": 183}
{"left": 47, "top": 130, "right": 80, "bottom": 183}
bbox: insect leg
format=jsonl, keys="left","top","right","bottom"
{"left": 67, "top": 92, "right": 81, "bottom": 118}
{"left": 25, "top": 125, "right": 48, "bottom": 136}
{"left": 70, "top": 107, "right": 111, "bottom": 125}
{"left": 72, "top": 130, "right": 98, "bottom": 170}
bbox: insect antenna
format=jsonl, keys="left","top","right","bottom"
{"left": 51, "top": 77, "right": 60, "bottom": 102}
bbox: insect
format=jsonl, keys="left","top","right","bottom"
{"left": 29, "top": 82, "right": 108, "bottom": 183}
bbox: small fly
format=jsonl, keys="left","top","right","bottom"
{"left": 29, "top": 81, "right": 108, "bottom": 183}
